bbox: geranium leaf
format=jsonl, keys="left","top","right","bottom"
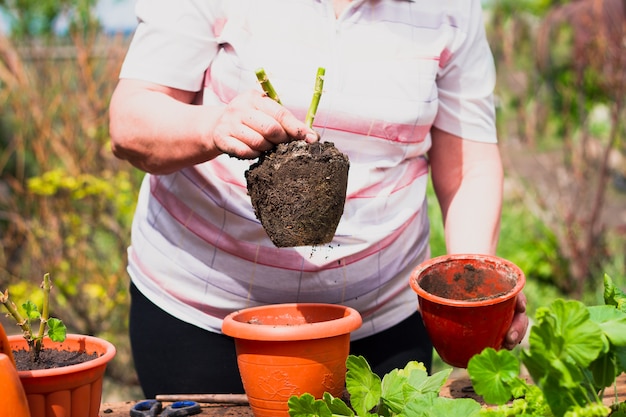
{"left": 380, "top": 369, "right": 405, "bottom": 413}
{"left": 22, "top": 300, "right": 40, "bottom": 320}
{"left": 288, "top": 393, "right": 333, "bottom": 417}
{"left": 604, "top": 274, "right": 626, "bottom": 313}
{"left": 322, "top": 392, "right": 354, "bottom": 416}
{"left": 46, "top": 317, "right": 66, "bottom": 342}
{"left": 345, "top": 355, "right": 381, "bottom": 416}
{"left": 467, "top": 348, "right": 519, "bottom": 405}
{"left": 542, "top": 299, "right": 604, "bottom": 367}
{"left": 588, "top": 305, "right": 626, "bottom": 346}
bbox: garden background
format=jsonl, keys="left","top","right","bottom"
{"left": 0, "top": 0, "right": 624, "bottom": 401}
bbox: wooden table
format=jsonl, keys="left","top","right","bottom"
{"left": 100, "top": 374, "right": 626, "bottom": 416}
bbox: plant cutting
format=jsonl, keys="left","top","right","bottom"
{"left": 467, "top": 274, "right": 626, "bottom": 417}
{"left": 1, "top": 273, "right": 67, "bottom": 364}
{"left": 245, "top": 68, "right": 350, "bottom": 247}
{"left": 1, "top": 272, "right": 116, "bottom": 417}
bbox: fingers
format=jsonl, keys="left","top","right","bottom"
{"left": 211, "top": 91, "right": 319, "bottom": 159}
{"left": 503, "top": 292, "right": 529, "bottom": 350}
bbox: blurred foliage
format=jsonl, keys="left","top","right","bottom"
{"left": 0, "top": 0, "right": 99, "bottom": 39}
{"left": 0, "top": 25, "right": 142, "bottom": 390}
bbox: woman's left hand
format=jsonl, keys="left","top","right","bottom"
{"left": 503, "top": 292, "right": 529, "bottom": 349}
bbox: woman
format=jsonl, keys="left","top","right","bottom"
{"left": 109, "top": 0, "right": 528, "bottom": 398}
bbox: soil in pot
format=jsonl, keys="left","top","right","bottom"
{"left": 12, "top": 347, "right": 98, "bottom": 371}
{"left": 245, "top": 140, "right": 349, "bottom": 248}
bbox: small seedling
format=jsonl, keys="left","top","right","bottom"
{"left": 1, "top": 273, "right": 67, "bottom": 362}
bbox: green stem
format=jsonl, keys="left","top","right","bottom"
{"left": 305, "top": 67, "right": 325, "bottom": 128}
{"left": 255, "top": 68, "right": 281, "bottom": 104}
{"left": 0, "top": 289, "right": 31, "bottom": 336}
{"left": 37, "top": 273, "right": 51, "bottom": 342}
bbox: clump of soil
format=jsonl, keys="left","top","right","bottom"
{"left": 245, "top": 140, "right": 350, "bottom": 247}
{"left": 12, "top": 348, "right": 99, "bottom": 371}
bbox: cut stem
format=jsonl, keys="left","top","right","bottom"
{"left": 305, "top": 67, "right": 325, "bottom": 128}
{"left": 255, "top": 68, "right": 281, "bottom": 104}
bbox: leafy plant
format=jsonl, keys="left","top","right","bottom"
{"left": 288, "top": 355, "right": 481, "bottom": 416}
{"left": 468, "top": 274, "right": 626, "bottom": 417}
{"left": 0, "top": 273, "right": 67, "bottom": 362}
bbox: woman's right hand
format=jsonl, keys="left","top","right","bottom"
{"left": 209, "top": 90, "right": 319, "bottom": 160}
{"left": 109, "top": 79, "right": 318, "bottom": 174}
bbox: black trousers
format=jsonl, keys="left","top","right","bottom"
{"left": 129, "top": 283, "right": 433, "bottom": 398}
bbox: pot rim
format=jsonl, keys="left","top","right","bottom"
{"left": 221, "top": 303, "right": 362, "bottom": 341}
{"left": 410, "top": 253, "right": 526, "bottom": 307}
{"left": 8, "top": 333, "right": 116, "bottom": 378}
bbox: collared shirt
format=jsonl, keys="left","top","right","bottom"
{"left": 119, "top": 0, "right": 497, "bottom": 339}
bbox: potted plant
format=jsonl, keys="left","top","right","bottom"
{"left": 221, "top": 302, "right": 362, "bottom": 417}
{"left": 409, "top": 254, "right": 526, "bottom": 368}
{"left": 1, "top": 273, "right": 116, "bottom": 417}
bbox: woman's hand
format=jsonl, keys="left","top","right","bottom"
{"left": 210, "top": 90, "right": 318, "bottom": 160}
{"left": 109, "top": 79, "right": 318, "bottom": 174}
{"left": 503, "top": 292, "right": 529, "bottom": 349}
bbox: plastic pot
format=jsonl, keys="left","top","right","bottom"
{"left": 222, "top": 303, "right": 362, "bottom": 417}
{"left": 410, "top": 254, "right": 525, "bottom": 368}
{"left": 9, "top": 333, "right": 116, "bottom": 417}
{"left": 0, "top": 323, "right": 30, "bottom": 417}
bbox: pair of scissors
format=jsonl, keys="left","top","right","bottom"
{"left": 130, "top": 399, "right": 201, "bottom": 417}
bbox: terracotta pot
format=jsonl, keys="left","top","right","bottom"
{"left": 410, "top": 254, "right": 525, "bottom": 368}
{"left": 0, "top": 323, "right": 30, "bottom": 417}
{"left": 222, "top": 303, "right": 362, "bottom": 417}
{"left": 9, "top": 333, "right": 116, "bottom": 417}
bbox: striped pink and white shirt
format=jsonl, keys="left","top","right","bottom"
{"left": 119, "top": 0, "right": 497, "bottom": 339}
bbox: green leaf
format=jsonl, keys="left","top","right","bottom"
{"left": 411, "top": 367, "right": 452, "bottom": 395}
{"left": 322, "top": 392, "right": 354, "bottom": 416}
{"left": 404, "top": 395, "right": 481, "bottom": 417}
{"left": 47, "top": 317, "right": 67, "bottom": 342}
{"left": 22, "top": 300, "right": 41, "bottom": 320}
{"left": 380, "top": 368, "right": 406, "bottom": 413}
{"left": 345, "top": 355, "right": 381, "bottom": 416}
{"left": 468, "top": 348, "right": 520, "bottom": 405}
{"left": 287, "top": 393, "right": 333, "bottom": 417}
{"left": 587, "top": 351, "right": 617, "bottom": 390}
{"left": 603, "top": 274, "right": 626, "bottom": 313}
{"left": 535, "top": 300, "right": 605, "bottom": 368}
{"left": 588, "top": 305, "right": 626, "bottom": 347}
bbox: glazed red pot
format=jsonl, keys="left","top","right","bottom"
{"left": 222, "top": 303, "right": 362, "bottom": 417}
{"left": 410, "top": 254, "right": 525, "bottom": 368}
{"left": 9, "top": 334, "right": 116, "bottom": 417}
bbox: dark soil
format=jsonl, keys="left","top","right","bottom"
{"left": 12, "top": 347, "right": 99, "bottom": 371}
{"left": 245, "top": 141, "right": 349, "bottom": 247}
{"left": 420, "top": 264, "right": 515, "bottom": 301}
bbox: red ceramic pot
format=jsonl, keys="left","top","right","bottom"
{"left": 9, "top": 334, "right": 116, "bottom": 417}
{"left": 410, "top": 254, "right": 525, "bottom": 368}
{"left": 222, "top": 303, "right": 362, "bottom": 417}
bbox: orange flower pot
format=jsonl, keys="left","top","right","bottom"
{"left": 222, "top": 303, "right": 362, "bottom": 417}
{"left": 8, "top": 333, "right": 116, "bottom": 417}
{"left": 410, "top": 254, "right": 525, "bottom": 368}
{"left": 1, "top": 323, "right": 30, "bottom": 417}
